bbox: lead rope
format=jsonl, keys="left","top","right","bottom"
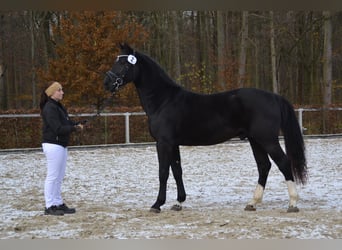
{"left": 73, "top": 92, "right": 115, "bottom": 146}
{"left": 78, "top": 92, "right": 115, "bottom": 125}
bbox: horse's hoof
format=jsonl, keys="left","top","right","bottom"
{"left": 287, "top": 206, "right": 299, "bottom": 213}
{"left": 171, "top": 204, "right": 182, "bottom": 211}
{"left": 244, "top": 204, "right": 256, "bottom": 211}
{"left": 150, "top": 207, "right": 161, "bottom": 213}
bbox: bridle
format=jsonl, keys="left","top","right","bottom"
{"left": 105, "top": 54, "right": 137, "bottom": 92}
{"left": 76, "top": 54, "right": 138, "bottom": 126}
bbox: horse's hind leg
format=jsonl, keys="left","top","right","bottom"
{"left": 170, "top": 146, "right": 186, "bottom": 211}
{"left": 265, "top": 141, "right": 300, "bottom": 212}
{"left": 245, "top": 139, "right": 272, "bottom": 211}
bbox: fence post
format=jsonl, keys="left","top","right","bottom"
{"left": 104, "top": 115, "right": 108, "bottom": 144}
{"left": 297, "top": 108, "right": 303, "bottom": 134}
{"left": 124, "top": 112, "right": 131, "bottom": 143}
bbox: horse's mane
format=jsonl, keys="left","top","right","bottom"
{"left": 137, "top": 51, "right": 182, "bottom": 89}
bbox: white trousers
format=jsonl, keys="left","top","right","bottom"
{"left": 42, "top": 143, "right": 68, "bottom": 208}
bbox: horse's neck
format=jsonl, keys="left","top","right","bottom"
{"left": 135, "top": 67, "right": 180, "bottom": 116}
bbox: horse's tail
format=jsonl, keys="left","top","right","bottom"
{"left": 279, "top": 97, "right": 308, "bottom": 185}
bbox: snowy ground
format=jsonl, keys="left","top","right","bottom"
{"left": 0, "top": 138, "right": 341, "bottom": 239}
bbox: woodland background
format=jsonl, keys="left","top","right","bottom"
{"left": 0, "top": 11, "right": 342, "bottom": 148}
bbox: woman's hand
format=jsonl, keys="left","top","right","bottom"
{"left": 75, "top": 124, "right": 84, "bottom": 131}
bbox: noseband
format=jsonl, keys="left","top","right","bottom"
{"left": 106, "top": 54, "right": 137, "bottom": 92}
{"left": 105, "top": 70, "right": 124, "bottom": 91}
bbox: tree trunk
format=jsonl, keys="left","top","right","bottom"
{"left": 0, "top": 14, "right": 5, "bottom": 109}
{"left": 171, "top": 11, "right": 181, "bottom": 84}
{"left": 43, "top": 11, "right": 55, "bottom": 61}
{"left": 270, "top": 11, "right": 278, "bottom": 94}
{"left": 0, "top": 13, "right": 8, "bottom": 110}
{"left": 197, "top": 11, "right": 210, "bottom": 92}
{"left": 0, "top": 59, "right": 5, "bottom": 110}
{"left": 322, "top": 11, "right": 332, "bottom": 133}
{"left": 238, "top": 11, "right": 248, "bottom": 88}
{"left": 216, "top": 11, "right": 225, "bottom": 89}
{"left": 29, "top": 11, "right": 37, "bottom": 108}
{"left": 323, "top": 11, "right": 332, "bottom": 107}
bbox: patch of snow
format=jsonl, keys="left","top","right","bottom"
{"left": 0, "top": 138, "right": 341, "bottom": 239}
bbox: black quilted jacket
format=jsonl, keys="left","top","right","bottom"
{"left": 41, "top": 98, "right": 76, "bottom": 147}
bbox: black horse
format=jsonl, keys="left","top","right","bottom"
{"left": 104, "top": 43, "right": 307, "bottom": 213}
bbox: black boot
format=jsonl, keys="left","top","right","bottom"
{"left": 57, "top": 203, "right": 76, "bottom": 214}
{"left": 44, "top": 205, "right": 64, "bottom": 216}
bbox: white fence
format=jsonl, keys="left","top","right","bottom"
{"left": 71, "top": 112, "right": 146, "bottom": 143}
{"left": 0, "top": 108, "right": 342, "bottom": 144}
{"left": 0, "top": 112, "right": 145, "bottom": 144}
{"left": 296, "top": 107, "right": 342, "bottom": 134}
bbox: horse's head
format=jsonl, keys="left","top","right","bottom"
{"left": 104, "top": 43, "right": 139, "bottom": 94}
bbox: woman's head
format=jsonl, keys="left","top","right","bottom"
{"left": 45, "top": 81, "right": 64, "bottom": 101}
{"left": 40, "top": 81, "right": 64, "bottom": 113}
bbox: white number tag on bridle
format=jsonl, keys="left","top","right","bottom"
{"left": 127, "top": 55, "right": 137, "bottom": 65}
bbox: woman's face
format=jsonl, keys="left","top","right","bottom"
{"left": 50, "top": 87, "right": 64, "bottom": 101}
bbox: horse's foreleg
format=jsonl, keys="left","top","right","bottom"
{"left": 170, "top": 146, "right": 186, "bottom": 211}
{"left": 150, "top": 142, "right": 172, "bottom": 213}
{"left": 150, "top": 164, "right": 170, "bottom": 213}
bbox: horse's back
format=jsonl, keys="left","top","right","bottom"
{"left": 188, "top": 88, "right": 282, "bottom": 122}
{"left": 150, "top": 87, "right": 284, "bottom": 145}
{"left": 234, "top": 88, "right": 281, "bottom": 109}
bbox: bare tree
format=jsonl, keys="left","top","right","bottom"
{"left": 270, "top": 11, "right": 278, "bottom": 94}
{"left": 0, "top": 13, "right": 5, "bottom": 109}
{"left": 322, "top": 11, "right": 332, "bottom": 133}
{"left": 29, "top": 10, "right": 37, "bottom": 108}
{"left": 171, "top": 11, "right": 181, "bottom": 83}
{"left": 1, "top": 10, "right": 342, "bottom": 112}
{"left": 323, "top": 11, "right": 332, "bottom": 107}
{"left": 238, "top": 11, "right": 248, "bottom": 88}
{"left": 216, "top": 11, "right": 225, "bottom": 89}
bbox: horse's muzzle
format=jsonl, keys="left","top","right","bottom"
{"left": 104, "top": 71, "right": 123, "bottom": 93}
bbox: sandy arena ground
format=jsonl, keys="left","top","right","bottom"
{"left": 0, "top": 138, "right": 341, "bottom": 239}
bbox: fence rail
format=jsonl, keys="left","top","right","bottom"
{"left": 1, "top": 108, "right": 342, "bottom": 146}
{"left": 296, "top": 107, "right": 342, "bottom": 133}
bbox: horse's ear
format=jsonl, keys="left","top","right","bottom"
{"left": 119, "top": 42, "right": 133, "bottom": 54}
{"left": 119, "top": 42, "right": 126, "bottom": 50}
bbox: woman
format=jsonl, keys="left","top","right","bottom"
{"left": 39, "top": 81, "right": 84, "bottom": 216}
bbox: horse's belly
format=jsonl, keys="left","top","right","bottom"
{"left": 179, "top": 126, "right": 237, "bottom": 146}
{"left": 149, "top": 113, "right": 241, "bottom": 146}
